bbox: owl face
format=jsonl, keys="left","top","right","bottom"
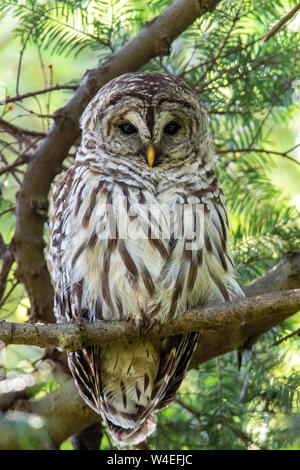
{"left": 81, "top": 73, "right": 213, "bottom": 170}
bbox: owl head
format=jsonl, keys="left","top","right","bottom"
{"left": 80, "top": 73, "right": 214, "bottom": 169}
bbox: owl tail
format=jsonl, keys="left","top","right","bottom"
{"left": 68, "top": 345, "right": 157, "bottom": 446}
{"left": 106, "top": 417, "right": 156, "bottom": 446}
{"left": 68, "top": 333, "right": 199, "bottom": 447}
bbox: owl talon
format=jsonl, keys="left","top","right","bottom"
{"left": 136, "top": 316, "right": 157, "bottom": 336}
{"left": 142, "top": 318, "right": 158, "bottom": 335}
{"left": 137, "top": 319, "right": 143, "bottom": 338}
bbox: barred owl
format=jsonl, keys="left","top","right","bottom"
{"left": 48, "top": 73, "right": 243, "bottom": 445}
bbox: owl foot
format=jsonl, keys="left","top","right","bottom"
{"left": 135, "top": 315, "right": 158, "bottom": 337}
{"left": 137, "top": 319, "right": 143, "bottom": 338}
{"left": 140, "top": 318, "right": 158, "bottom": 336}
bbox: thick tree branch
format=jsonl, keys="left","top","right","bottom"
{"left": 243, "top": 250, "right": 300, "bottom": 297}
{"left": 190, "top": 251, "right": 300, "bottom": 366}
{"left": 1, "top": 250, "right": 299, "bottom": 349}
{"left": 12, "top": 0, "right": 221, "bottom": 323}
{"left": 0, "top": 290, "right": 299, "bottom": 350}
{"left": 0, "top": 379, "right": 99, "bottom": 449}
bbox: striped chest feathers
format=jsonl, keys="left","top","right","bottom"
{"left": 61, "top": 164, "right": 237, "bottom": 323}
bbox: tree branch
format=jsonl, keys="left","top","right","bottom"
{"left": 3, "top": 379, "right": 100, "bottom": 449}
{"left": 0, "top": 289, "right": 299, "bottom": 351}
{"left": 0, "top": 84, "right": 77, "bottom": 105}
{"left": 263, "top": 2, "right": 300, "bottom": 43}
{"left": 11, "top": 0, "right": 221, "bottom": 323}
{"left": 0, "top": 237, "right": 14, "bottom": 304}
{"left": 243, "top": 250, "right": 300, "bottom": 297}
{"left": 217, "top": 146, "right": 300, "bottom": 167}
{"left": 0, "top": 117, "right": 46, "bottom": 139}
{"left": 71, "top": 422, "right": 103, "bottom": 450}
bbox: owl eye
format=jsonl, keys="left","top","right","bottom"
{"left": 119, "top": 123, "right": 138, "bottom": 135}
{"left": 164, "top": 121, "right": 181, "bottom": 136}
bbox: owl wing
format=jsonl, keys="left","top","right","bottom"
{"left": 155, "top": 332, "right": 199, "bottom": 410}
{"left": 126, "top": 332, "right": 199, "bottom": 440}
{"left": 48, "top": 167, "right": 87, "bottom": 324}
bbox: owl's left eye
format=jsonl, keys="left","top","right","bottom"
{"left": 164, "top": 121, "right": 181, "bottom": 136}
{"left": 119, "top": 123, "right": 138, "bottom": 135}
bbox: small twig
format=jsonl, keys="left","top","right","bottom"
{"left": 47, "top": 64, "right": 53, "bottom": 129}
{"left": 248, "top": 80, "right": 292, "bottom": 149}
{"left": 0, "top": 141, "right": 19, "bottom": 157}
{"left": 216, "top": 356, "right": 223, "bottom": 410}
{"left": 0, "top": 156, "right": 30, "bottom": 176}
{"left": 0, "top": 117, "right": 45, "bottom": 138}
{"left": 239, "top": 372, "right": 250, "bottom": 402}
{"left": 248, "top": 103, "right": 276, "bottom": 149}
{"left": 0, "top": 280, "right": 18, "bottom": 309}
{"left": 0, "top": 206, "right": 16, "bottom": 219}
{"left": 37, "top": 46, "right": 48, "bottom": 90}
{"left": 11, "top": 102, "right": 54, "bottom": 120}
{"left": 0, "top": 136, "right": 38, "bottom": 176}
{"left": 263, "top": 2, "right": 300, "bottom": 43}
{"left": 16, "top": 24, "right": 37, "bottom": 96}
{"left": 176, "top": 398, "right": 201, "bottom": 419}
{"left": 181, "top": 35, "right": 264, "bottom": 78}
{"left": 217, "top": 146, "right": 300, "bottom": 166}
{"left": 231, "top": 426, "right": 267, "bottom": 450}
{"left": 194, "top": 0, "right": 244, "bottom": 88}
{"left": 0, "top": 151, "right": 22, "bottom": 186}
{"left": 269, "top": 328, "right": 300, "bottom": 348}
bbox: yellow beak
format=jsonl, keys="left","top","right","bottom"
{"left": 146, "top": 144, "right": 155, "bottom": 167}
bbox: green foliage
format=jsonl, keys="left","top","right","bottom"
{"left": 149, "top": 320, "right": 300, "bottom": 450}
{"left": 0, "top": 0, "right": 299, "bottom": 451}
{"left": 0, "top": 411, "right": 54, "bottom": 449}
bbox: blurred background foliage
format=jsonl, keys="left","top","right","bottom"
{"left": 0, "top": 0, "right": 299, "bottom": 450}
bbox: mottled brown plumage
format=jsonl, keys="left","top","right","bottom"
{"left": 48, "top": 73, "right": 243, "bottom": 445}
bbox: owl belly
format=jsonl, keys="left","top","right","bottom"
{"left": 67, "top": 208, "right": 234, "bottom": 325}
{"left": 68, "top": 231, "right": 166, "bottom": 322}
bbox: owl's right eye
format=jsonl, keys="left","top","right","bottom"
{"left": 119, "top": 123, "right": 138, "bottom": 135}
